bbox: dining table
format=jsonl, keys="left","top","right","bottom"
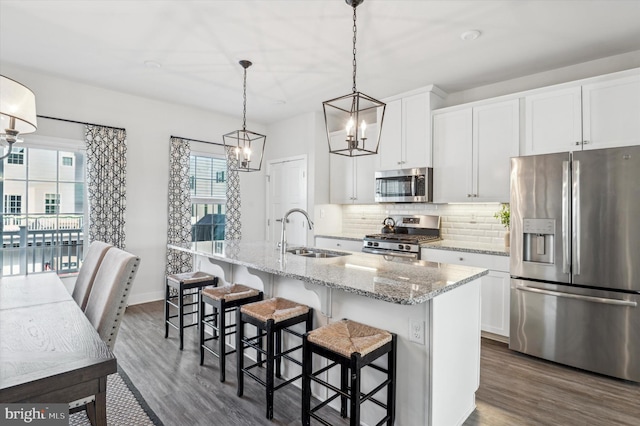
{"left": 0, "top": 272, "right": 116, "bottom": 425}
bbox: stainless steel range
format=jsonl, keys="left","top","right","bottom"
{"left": 362, "top": 215, "right": 440, "bottom": 260}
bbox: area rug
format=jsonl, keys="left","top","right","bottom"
{"left": 69, "top": 367, "right": 163, "bottom": 426}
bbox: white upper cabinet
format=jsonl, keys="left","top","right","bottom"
{"left": 473, "top": 100, "right": 520, "bottom": 201}
{"left": 582, "top": 74, "right": 640, "bottom": 150}
{"left": 433, "top": 108, "right": 473, "bottom": 202}
{"left": 524, "top": 86, "right": 582, "bottom": 155}
{"left": 523, "top": 71, "right": 640, "bottom": 155}
{"left": 433, "top": 99, "right": 519, "bottom": 203}
{"left": 377, "top": 91, "right": 434, "bottom": 170}
{"left": 329, "top": 129, "right": 377, "bottom": 204}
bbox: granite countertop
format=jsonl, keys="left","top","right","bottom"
{"left": 169, "top": 241, "right": 488, "bottom": 305}
{"left": 422, "top": 240, "right": 510, "bottom": 257}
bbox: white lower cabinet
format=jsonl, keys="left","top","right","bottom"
{"left": 314, "top": 236, "right": 363, "bottom": 252}
{"left": 421, "top": 247, "right": 510, "bottom": 339}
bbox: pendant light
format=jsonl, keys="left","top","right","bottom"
{"left": 223, "top": 60, "right": 266, "bottom": 172}
{"left": 323, "top": 0, "right": 385, "bottom": 157}
{"left": 0, "top": 75, "right": 38, "bottom": 160}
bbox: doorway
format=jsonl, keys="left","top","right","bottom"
{"left": 266, "top": 156, "right": 308, "bottom": 247}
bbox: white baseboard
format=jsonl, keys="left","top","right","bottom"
{"left": 127, "top": 290, "right": 164, "bottom": 306}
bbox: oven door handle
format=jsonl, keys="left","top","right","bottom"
{"left": 362, "top": 248, "right": 418, "bottom": 259}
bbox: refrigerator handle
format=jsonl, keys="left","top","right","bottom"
{"left": 562, "top": 161, "right": 571, "bottom": 274}
{"left": 572, "top": 160, "right": 580, "bottom": 276}
{"left": 516, "top": 285, "right": 637, "bottom": 307}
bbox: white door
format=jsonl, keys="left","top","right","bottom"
{"left": 267, "top": 157, "right": 308, "bottom": 247}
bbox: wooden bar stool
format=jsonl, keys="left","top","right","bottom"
{"left": 236, "top": 297, "right": 314, "bottom": 420}
{"left": 302, "top": 319, "right": 397, "bottom": 426}
{"left": 199, "top": 284, "right": 264, "bottom": 382}
{"left": 165, "top": 271, "right": 217, "bottom": 350}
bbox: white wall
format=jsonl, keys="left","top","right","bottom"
{"left": 265, "top": 111, "right": 330, "bottom": 216}
{"left": 442, "top": 49, "right": 640, "bottom": 107}
{"left": 1, "top": 63, "right": 267, "bottom": 305}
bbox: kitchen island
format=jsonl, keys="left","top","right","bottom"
{"left": 169, "top": 240, "right": 488, "bottom": 426}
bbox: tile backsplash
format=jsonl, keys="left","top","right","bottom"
{"left": 340, "top": 203, "right": 508, "bottom": 245}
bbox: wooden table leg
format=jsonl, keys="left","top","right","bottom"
{"left": 85, "top": 376, "right": 108, "bottom": 426}
{"left": 95, "top": 376, "right": 108, "bottom": 426}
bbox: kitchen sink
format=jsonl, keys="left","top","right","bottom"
{"left": 286, "top": 247, "right": 351, "bottom": 258}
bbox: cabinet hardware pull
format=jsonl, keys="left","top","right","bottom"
{"left": 583, "top": 140, "right": 589, "bottom": 144}
{"left": 459, "top": 257, "right": 464, "bottom": 261}
{"left": 575, "top": 141, "right": 581, "bottom": 146}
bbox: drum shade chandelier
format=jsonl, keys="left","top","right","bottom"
{"left": 0, "top": 75, "right": 38, "bottom": 160}
{"left": 323, "top": 0, "right": 385, "bottom": 157}
{"left": 223, "top": 60, "right": 266, "bottom": 172}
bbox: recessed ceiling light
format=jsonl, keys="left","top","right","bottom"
{"left": 144, "top": 60, "right": 162, "bottom": 69}
{"left": 460, "top": 30, "right": 481, "bottom": 41}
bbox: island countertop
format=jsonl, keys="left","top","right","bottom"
{"left": 169, "top": 241, "right": 488, "bottom": 305}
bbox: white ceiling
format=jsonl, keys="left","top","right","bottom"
{"left": 1, "top": 0, "right": 640, "bottom": 125}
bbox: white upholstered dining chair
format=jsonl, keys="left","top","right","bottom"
{"left": 84, "top": 246, "right": 140, "bottom": 350}
{"left": 72, "top": 241, "right": 113, "bottom": 311}
{"left": 70, "top": 247, "right": 140, "bottom": 421}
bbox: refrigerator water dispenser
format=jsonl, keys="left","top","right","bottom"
{"left": 522, "top": 218, "right": 555, "bottom": 264}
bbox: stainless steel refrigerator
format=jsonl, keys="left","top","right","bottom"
{"left": 510, "top": 145, "right": 640, "bottom": 382}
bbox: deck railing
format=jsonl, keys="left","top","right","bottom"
{"left": 1, "top": 214, "right": 85, "bottom": 276}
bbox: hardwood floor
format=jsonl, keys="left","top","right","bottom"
{"left": 115, "top": 301, "right": 640, "bottom": 426}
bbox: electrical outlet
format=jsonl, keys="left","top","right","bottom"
{"left": 409, "top": 319, "right": 425, "bottom": 345}
{"left": 470, "top": 212, "right": 477, "bottom": 223}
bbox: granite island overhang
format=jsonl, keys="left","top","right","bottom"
{"left": 168, "top": 240, "right": 487, "bottom": 305}
{"left": 168, "top": 240, "right": 488, "bottom": 426}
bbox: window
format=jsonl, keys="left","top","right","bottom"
{"left": 1, "top": 146, "right": 85, "bottom": 276}
{"left": 3, "top": 195, "right": 22, "bottom": 214}
{"left": 190, "top": 155, "right": 226, "bottom": 242}
{"left": 7, "top": 148, "right": 24, "bottom": 165}
{"left": 45, "top": 193, "right": 60, "bottom": 214}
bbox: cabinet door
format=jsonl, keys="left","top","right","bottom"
{"left": 402, "top": 92, "right": 430, "bottom": 169}
{"left": 377, "top": 99, "right": 403, "bottom": 170}
{"left": 420, "top": 248, "right": 511, "bottom": 338}
{"left": 523, "top": 86, "right": 582, "bottom": 155}
{"left": 353, "top": 153, "right": 376, "bottom": 204}
{"left": 582, "top": 74, "right": 640, "bottom": 150}
{"left": 329, "top": 148, "right": 354, "bottom": 204}
{"left": 480, "top": 270, "right": 510, "bottom": 337}
{"left": 473, "top": 99, "right": 520, "bottom": 202}
{"left": 432, "top": 109, "right": 473, "bottom": 203}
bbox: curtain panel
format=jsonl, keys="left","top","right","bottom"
{"left": 225, "top": 146, "right": 242, "bottom": 240}
{"left": 85, "top": 125, "right": 127, "bottom": 249}
{"left": 165, "top": 137, "right": 193, "bottom": 276}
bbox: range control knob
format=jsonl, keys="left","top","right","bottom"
{"left": 398, "top": 244, "right": 404, "bottom": 250}
{"left": 367, "top": 241, "right": 373, "bottom": 246}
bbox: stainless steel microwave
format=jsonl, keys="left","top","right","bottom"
{"left": 374, "top": 167, "right": 433, "bottom": 203}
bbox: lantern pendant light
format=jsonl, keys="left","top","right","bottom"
{"left": 323, "top": 0, "right": 385, "bottom": 157}
{"left": 223, "top": 60, "right": 266, "bottom": 172}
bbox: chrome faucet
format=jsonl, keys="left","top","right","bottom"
{"left": 279, "top": 208, "right": 314, "bottom": 254}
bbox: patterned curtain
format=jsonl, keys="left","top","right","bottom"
{"left": 85, "top": 125, "right": 127, "bottom": 249}
{"left": 165, "top": 137, "right": 193, "bottom": 276}
{"left": 225, "top": 146, "right": 242, "bottom": 240}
